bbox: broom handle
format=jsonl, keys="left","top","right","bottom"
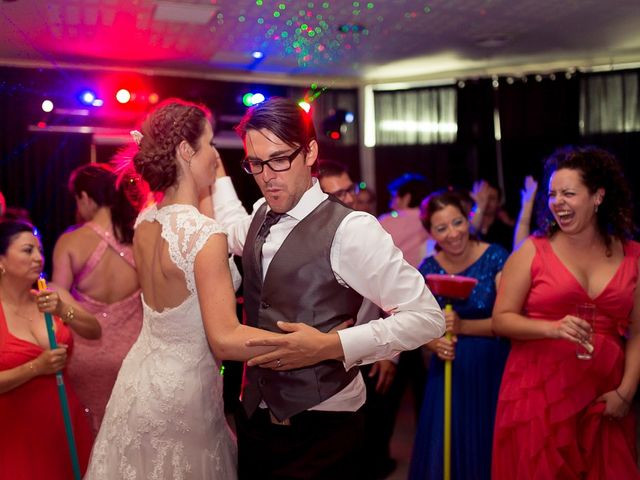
{"left": 38, "top": 278, "right": 82, "bottom": 480}
{"left": 444, "top": 303, "right": 453, "bottom": 480}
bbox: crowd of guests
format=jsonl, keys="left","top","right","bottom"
{"left": 1, "top": 96, "right": 639, "bottom": 479}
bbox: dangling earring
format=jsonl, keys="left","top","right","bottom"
{"left": 594, "top": 204, "right": 599, "bottom": 213}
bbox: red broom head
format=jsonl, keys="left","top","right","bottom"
{"left": 425, "top": 273, "right": 478, "bottom": 300}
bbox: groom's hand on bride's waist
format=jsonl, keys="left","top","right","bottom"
{"left": 245, "top": 320, "right": 353, "bottom": 370}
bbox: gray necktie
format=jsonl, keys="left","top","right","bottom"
{"left": 254, "top": 210, "right": 284, "bottom": 276}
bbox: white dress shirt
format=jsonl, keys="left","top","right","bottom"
{"left": 213, "top": 177, "right": 444, "bottom": 412}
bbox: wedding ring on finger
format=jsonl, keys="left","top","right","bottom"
{"left": 276, "top": 359, "right": 282, "bottom": 368}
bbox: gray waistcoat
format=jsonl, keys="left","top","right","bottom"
{"left": 241, "top": 197, "right": 363, "bottom": 421}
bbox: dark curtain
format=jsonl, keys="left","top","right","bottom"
{"left": 373, "top": 79, "right": 496, "bottom": 213}
{"left": 497, "top": 74, "right": 581, "bottom": 218}
{"left": 580, "top": 132, "right": 640, "bottom": 230}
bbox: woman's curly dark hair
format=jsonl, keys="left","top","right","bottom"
{"left": 133, "top": 99, "right": 212, "bottom": 192}
{"left": 536, "top": 145, "right": 635, "bottom": 251}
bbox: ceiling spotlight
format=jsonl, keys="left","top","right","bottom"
{"left": 252, "top": 51, "right": 264, "bottom": 59}
{"left": 79, "top": 90, "right": 96, "bottom": 106}
{"left": 298, "top": 101, "right": 311, "bottom": 113}
{"left": 116, "top": 88, "right": 132, "bottom": 104}
{"left": 41, "top": 100, "right": 54, "bottom": 113}
{"left": 242, "top": 92, "right": 266, "bottom": 107}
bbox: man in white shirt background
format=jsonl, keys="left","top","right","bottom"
{"left": 212, "top": 97, "right": 444, "bottom": 479}
{"left": 317, "top": 159, "right": 400, "bottom": 479}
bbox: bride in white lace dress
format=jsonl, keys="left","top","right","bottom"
{"left": 85, "top": 99, "right": 280, "bottom": 479}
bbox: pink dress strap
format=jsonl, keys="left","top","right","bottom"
{"left": 74, "top": 222, "right": 135, "bottom": 287}
{"left": 84, "top": 222, "right": 135, "bottom": 267}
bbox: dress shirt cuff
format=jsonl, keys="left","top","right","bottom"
{"left": 338, "top": 324, "right": 384, "bottom": 370}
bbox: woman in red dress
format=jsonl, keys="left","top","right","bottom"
{"left": 0, "top": 219, "right": 101, "bottom": 479}
{"left": 492, "top": 146, "right": 640, "bottom": 479}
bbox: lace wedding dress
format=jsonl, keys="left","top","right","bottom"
{"left": 85, "top": 204, "right": 238, "bottom": 480}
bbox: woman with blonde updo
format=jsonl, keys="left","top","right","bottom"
{"left": 85, "top": 99, "right": 285, "bottom": 479}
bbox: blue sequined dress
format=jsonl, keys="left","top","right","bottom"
{"left": 409, "top": 243, "right": 510, "bottom": 480}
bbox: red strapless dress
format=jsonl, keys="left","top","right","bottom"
{"left": 492, "top": 236, "right": 640, "bottom": 479}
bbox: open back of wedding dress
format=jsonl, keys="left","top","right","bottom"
{"left": 85, "top": 204, "right": 238, "bottom": 480}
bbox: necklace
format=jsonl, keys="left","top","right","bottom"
{"left": 1, "top": 299, "right": 41, "bottom": 324}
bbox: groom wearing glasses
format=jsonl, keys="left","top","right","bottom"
{"left": 212, "top": 97, "right": 444, "bottom": 479}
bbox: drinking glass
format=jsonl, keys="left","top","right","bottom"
{"left": 575, "top": 303, "right": 596, "bottom": 360}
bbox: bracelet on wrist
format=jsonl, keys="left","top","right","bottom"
{"left": 28, "top": 361, "right": 37, "bottom": 376}
{"left": 615, "top": 389, "right": 631, "bottom": 405}
{"left": 64, "top": 305, "right": 75, "bottom": 325}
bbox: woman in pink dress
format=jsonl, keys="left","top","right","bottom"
{"left": 492, "top": 146, "right": 640, "bottom": 479}
{"left": 52, "top": 163, "right": 146, "bottom": 432}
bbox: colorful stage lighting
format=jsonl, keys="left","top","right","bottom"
{"left": 242, "top": 92, "right": 266, "bottom": 107}
{"left": 298, "top": 101, "right": 311, "bottom": 113}
{"left": 41, "top": 100, "right": 54, "bottom": 113}
{"left": 79, "top": 90, "right": 97, "bottom": 105}
{"left": 116, "top": 89, "right": 131, "bottom": 104}
{"left": 148, "top": 92, "right": 159, "bottom": 104}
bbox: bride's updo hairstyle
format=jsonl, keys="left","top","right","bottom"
{"left": 133, "top": 99, "right": 211, "bottom": 192}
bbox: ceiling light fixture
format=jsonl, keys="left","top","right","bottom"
{"left": 153, "top": 1, "right": 218, "bottom": 25}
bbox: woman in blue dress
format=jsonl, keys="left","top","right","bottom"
{"left": 409, "top": 190, "right": 510, "bottom": 480}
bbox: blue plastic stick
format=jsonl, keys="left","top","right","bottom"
{"left": 38, "top": 277, "right": 82, "bottom": 480}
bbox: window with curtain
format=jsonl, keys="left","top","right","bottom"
{"left": 374, "top": 86, "right": 457, "bottom": 145}
{"left": 580, "top": 71, "right": 640, "bottom": 134}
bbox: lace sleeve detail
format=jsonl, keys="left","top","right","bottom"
{"left": 134, "top": 204, "right": 158, "bottom": 228}
{"left": 157, "top": 205, "right": 227, "bottom": 295}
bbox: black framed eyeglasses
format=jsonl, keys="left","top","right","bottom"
{"left": 330, "top": 183, "right": 358, "bottom": 200}
{"left": 241, "top": 145, "right": 304, "bottom": 175}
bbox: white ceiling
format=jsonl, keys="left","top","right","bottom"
{"left": 1, "top": 0, "right": 639, "bottom": 86}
